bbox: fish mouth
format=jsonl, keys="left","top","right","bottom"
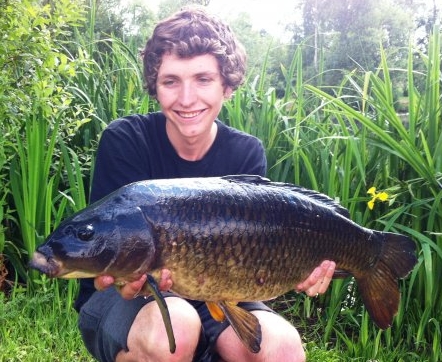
{"left": 29, "top": 251, "right": 98, "bottom": 279}
{"left": 29, "top": 251, "right": 64, "bottom": 277}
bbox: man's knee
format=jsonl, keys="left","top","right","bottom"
{"left": 118, "top": 297, "right": 201, "bottom": 362}
{"left": 260, "top": 312, "right": 305, "bottom": 362}
{"left": 256, "top": 311, "right": 305, "bottom": 362}
{"left": 216, "top": 310, "right": 305, "bottom": 362}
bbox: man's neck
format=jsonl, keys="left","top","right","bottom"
{"left": 166, "top": 122, "right": 218, "bottom": 161}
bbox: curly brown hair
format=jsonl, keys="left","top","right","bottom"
{"left": 141, "top": 7, "right": 247, "bottom": 97}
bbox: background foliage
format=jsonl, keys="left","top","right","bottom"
{"left": 0, "top": 0, "right": 441, "bottom": 361}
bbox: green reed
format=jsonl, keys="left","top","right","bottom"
{"left": 303, "top": 27, "right": 441, "bottom": 361}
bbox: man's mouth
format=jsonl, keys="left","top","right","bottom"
{"left": 176, "top": 110, "right": 203, "bottom": 118}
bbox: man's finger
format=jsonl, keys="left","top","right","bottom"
{"left": 317, "top": 261, "right": 336, "bottom": 294}
{"left": 119, "top": 274, "right": 147, "bottom": 300}
{"left": 158, "top": 268, "right": 173, "bottom": 291}
{"left": 295, "top": 265, "right": 322, "bottom": 292}
{"left": 94, "top": 275, "right": 115, "bottom": 291}
{"left": 295, "top": 260, "right": 336, "bottom": 296}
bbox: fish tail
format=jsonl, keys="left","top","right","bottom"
{"left": 358, "top": 231, "right": 417, "bottom": 329}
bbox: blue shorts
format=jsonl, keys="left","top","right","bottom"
{"left": 78, "top": 287, "right": 272, "bottom": 362}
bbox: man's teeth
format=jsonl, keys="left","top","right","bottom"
{"left": 179, "top": 111, "right": 200, "bottom": 118}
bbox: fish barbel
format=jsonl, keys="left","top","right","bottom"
{"left": 30, "top": 175, "right": 417, "bottom": 353}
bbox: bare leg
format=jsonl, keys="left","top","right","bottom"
{"left": 215, "top": 310, "right": 305, "bottom": 362}
{"left": 116, "top": 297, "right": 201, "bottom": 362}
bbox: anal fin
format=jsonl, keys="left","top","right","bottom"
{"left": 218, "top": 301, "right": 262, "bottom": 353}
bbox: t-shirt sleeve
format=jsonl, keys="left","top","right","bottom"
{"left": 236, "top": 138, "right": 267, "bottom": 177}
{"left": 221, "top": 128, "right": 267, "bottom": 177}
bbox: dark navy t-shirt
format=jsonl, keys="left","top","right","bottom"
{"left": 75, "top": 112, "right": 267, "bottom": 311}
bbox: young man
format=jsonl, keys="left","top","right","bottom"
{"left": 75, "top": 7, "right": 335, "bottom": 362}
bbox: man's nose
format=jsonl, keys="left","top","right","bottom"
{"left": 178, "top": 82, "right": 197, "bottom": 106}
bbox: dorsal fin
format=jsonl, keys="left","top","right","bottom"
{"left": 291, "top": 187, "right": 350, "bottom": 218}
{"left": 221, "top": 174, "right": 271, "bottom": 184}
{"left": 221, "top": 175, "right": 350, "bottom": 218}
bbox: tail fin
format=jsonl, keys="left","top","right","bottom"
{"left": 358, "top": 232, "right": 417, "bottom": 329}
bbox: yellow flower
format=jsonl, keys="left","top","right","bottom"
{"left": 378, "top": 192, "right": 389, "bottom": 201}
{"left": 367, "top": 187, "right": 377, "bottom": 196}
{"left": 367, "top": 187, "right": 389, "bottom": 210}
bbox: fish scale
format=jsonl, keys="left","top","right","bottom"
{"left": 151, "top": 192, "right": 373, "bottom": 301}
{"left": 30, "top": 174, "right": 417, "bottom": 354}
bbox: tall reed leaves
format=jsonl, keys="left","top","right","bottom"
{"left": 305, "top": 26, "right": 442, "bottom": 361}
{"left": 9, "top": 116, "right": 60, "bottom": 281}
{"left": 8, "top": 114, "right": 88, "bottom": 295}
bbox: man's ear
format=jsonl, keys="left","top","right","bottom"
{"left": 224, "top": 87, "right": 233, "bottom": 100}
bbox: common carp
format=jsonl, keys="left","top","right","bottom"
{"left": 30, "top": 175, "right": 417, "bottom": 353}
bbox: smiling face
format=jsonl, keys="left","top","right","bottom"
{"left": 156, "top": 53, "right": 232, "bottom": 155}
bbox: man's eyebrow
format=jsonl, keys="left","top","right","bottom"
{"left": 193, "top": 71, "right": 221, "bottom": 80}
{"left": 195, "top": 71, "right": 219, "bottom": 76}
{"left": 158, "top": 71, "right": 220, "bottom": 78}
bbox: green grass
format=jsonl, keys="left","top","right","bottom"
{"left": 0, "top": 284, "right": 93, "bottom": 362}
{"left": 0, "top": 288, "right": 430, "bottom": 361}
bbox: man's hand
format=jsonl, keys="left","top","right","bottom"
{"left": 94, "top": 269, "right": 173, "bottom": 300}
{"left": 295, "top": 260, "right": 336, "bottom": 297}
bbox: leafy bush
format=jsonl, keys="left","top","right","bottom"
{"left": 0, "top": 0, "right": 92, "bottom": 282}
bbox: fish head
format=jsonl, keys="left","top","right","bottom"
{"left": 29, "top": 187, "right": 157, "bottom": 280}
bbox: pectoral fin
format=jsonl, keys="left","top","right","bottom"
{"left": 144, "top": 274, "right": 176, "bottom": 353}
{"left": 218, "top": 301, "right": 262, "bottom": 353}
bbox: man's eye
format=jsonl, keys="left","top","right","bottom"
{"left": 198, "top": 77, "right": 211, "bottom": 84}
{"left": 162, "top": 79, "right": 176, "bottom": 87}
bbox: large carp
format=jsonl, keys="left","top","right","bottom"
{"left": 30, "top": 175, "right": 417, "bottom": 353}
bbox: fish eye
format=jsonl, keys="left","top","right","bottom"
{"left": 77, "top": 225, "right": 95, "bottom": 241}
